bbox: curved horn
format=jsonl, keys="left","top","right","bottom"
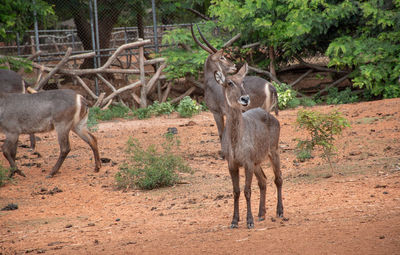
{"left": 196, "top": 24, "right": 218, "bottom": 53}
{"left": 191, "top": 24, "right": 214, "bottom": 54}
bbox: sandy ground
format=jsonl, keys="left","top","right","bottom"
{"left": 0, "top": 98, "right": 399, "bottom": 254}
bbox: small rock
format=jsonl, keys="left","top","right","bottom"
{"left": 115, "top": 218, "right": 120, "bottom": 222}
{"left": 65, "top": 224, "right": 73, "bottom": 228}
{"left": 349, "top": 151, "right": 362, "bottom": 156}
{"left": 186, "top": 121, "right": 196, "bottom": 126}
{"left": 167, "top": 127, "right": 178, "bottom": 135}
{"left": 379, "top": 235, "right": 385, "bottom": 239}
{"left": 101, "top": 158, "right": 111, "bottom": 163}
{"left": 1, "top": 203, "right": 18, "bottom": 211}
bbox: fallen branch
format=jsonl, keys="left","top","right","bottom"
{"left": 94, "top": 92, "right": 106, "bottom": 107}
{"left": 289, "top": 69, "right": 313, "bottom": 88}
{"left": 295, "top": 56, "right": 348, "bottom": 74}
{"left": 103, "top": 80, "right": 142, "bottom": 104}
{"left": 186, "top": 76, "right": 204, "bottom": 90}
{"left": 146, "top": 63, "right": 167, "bottom": 94}
{"left": 248, "top": 65, "right": 281, "bottom": 84}
{"left": 314, "top": 73, "right": 352, "bottom": 97}
{"left": 170, "top": 86, "right": 196, "bottom": 104}
{"left": 74, "top": 75, "right": 98, "bottom": 100}
{"left": 223, "top": 33, "right": 241, "bottom": 48}
{"left": 161, "top": 83, "right": 172, "bottom": 103}
{"left": 242, "top": 42, "right": 261, "bottom": 49}
{"left": 34, "top": 47, "right": 72, "bottom": 90}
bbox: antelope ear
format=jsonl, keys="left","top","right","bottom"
{"left": 237, "top": 63, "right": 248, "bottom": 77}
{"left": 214, "top": 71, "right": 225, "bottom": 85}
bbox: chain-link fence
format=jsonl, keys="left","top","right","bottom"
{"left": 0, "top": 0, "right": 200, "bottom": 65}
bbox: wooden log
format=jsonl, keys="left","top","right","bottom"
{"left": 146, "top": 63, "right": 166, "bottom": 94}
{"left": 74, "top": 75, "right": 98, "bottom": 100}
{"left": 161, "top": 83, "right": 172, "bottom": 103}
{"left": 138, "top": 39, "right": 147, "bottom": 108}
{"left": 170, "top": 86, "right": 196, "bottom": 104}
{"left": 94, "top": 92, "right": 106, "bottom": 107}
{"left": 34, "top": 47, "right": 72, "bottom": 90}
{"left": 103, "top": 80, "right": 141, "bottom": 104}
{"left": 289, "top": 69, "right": 313, "bottom": 87}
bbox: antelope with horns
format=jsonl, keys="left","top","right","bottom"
{"left": 0, "top": 69, "right": 37, "bottom": 149}
{"left": 0, "top": 89, "right": 101, "bottom": 178}
{"left": 214, "top": 63, "right": 283, "bottom": 229}
{"left": 191, "top": 24, "right": 279, "bottom": 149}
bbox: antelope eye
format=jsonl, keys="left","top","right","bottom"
{"left": 220, "top": 56, "right": 226, "bottom": 60}
{"left": 227, "top": 81, "right": 235, "bottom": 87}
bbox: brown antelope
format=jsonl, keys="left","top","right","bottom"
{"left": 214, "top": 63, "right": 283, "bottom": 229}
{"left": 0, "top": 89, "right": 101, "bottom": 178}
{"left": 191, "top": 24, "right": 278, "bottom": 149}
{"left": 0, "top": 69, "right": 36, "bottom": 149}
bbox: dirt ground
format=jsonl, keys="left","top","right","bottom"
{"left": 0, "top": 98, "right": 399, "bottom": 254}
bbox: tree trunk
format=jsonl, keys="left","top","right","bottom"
{"left": 269, "top": 46, "right": 276, "bottom": 78}
{"left": 72, "top": 0, "right": 124, "bottom": 70}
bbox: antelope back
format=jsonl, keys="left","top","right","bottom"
{"left": 0, "top": 69, "right": 26, "bottom": 94}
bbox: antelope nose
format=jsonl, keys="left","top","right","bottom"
{"left": 239, "top": 95, "right": 250, "bottom": 106}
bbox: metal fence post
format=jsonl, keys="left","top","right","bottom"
{"left": 89, "top": 0, "right": 99, "bottom": 96}
{"left": 32, "top": 0, "right": 40, "bottom": 62}
{"left": 151, "top": 0, "right": 162, "bottom": 100}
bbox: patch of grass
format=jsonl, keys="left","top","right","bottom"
{"left": 296, "top": 109, "right": 350, "bottom": 172}
{"left": 325, "top": 87, "right": 359, "bottom": 105}
{"left": 148, "top": 101, "right": 175, "bottom": 116}
{"left": 94, "top": 104, "right": 131, "bottom": 121}
{"left": 115, "top": 134, "right": 192, "bottom": 190}
{"left": 0, "top": 165, "right": 11, "bottom": 187}
{"left": 176, "top": 96, "right": 201, "bottom": 118}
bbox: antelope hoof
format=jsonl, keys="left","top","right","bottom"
{"left": 258, "top": 216, "right": 265, "bottom": 222}
{"left": 46, "top": 174, "right": 54, "bottom": 179}
{"left": 9, "top": 169, "right": 26, "bottom": 178}
{"left": 247, "top": 222, "right": 254, "bottom": 229}
{"left": 230, "top": 223, "right": 238, "bottom": 229}
{"left": 277, "top": 211, "right": 284, "bottom": 218}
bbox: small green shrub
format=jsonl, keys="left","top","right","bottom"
{"left": 176, "top": 96, "right": 201, "bottom": 118}
{"left": 296, "top": 109, "right": 350, "bottom": 170}
{"left": 115, "top": 135, "right": 191, "bottom": 190}
{"left": 0, "top": 165, "right": 10, "bottom": 187}
{"left": 87, "top": 107, "right": 100, "bottom": 131}
{"left": 132, "top": 107, "right": 152, "bottom": 120}
{"left": 148, "top": 101, "right": 175, "bottom": 116}
{"left": 326, "top": 87, "right": 359, "bottom": 105}
{"left": 274, "top": 82, "right": 300, "bottom": 109}
{"left": 299, "top": 97, "right": 317, "bottom": 107}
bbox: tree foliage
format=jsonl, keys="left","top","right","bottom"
{"left": 0, "top": 0, "right": 55, "bottom": 42}
{"left": 208, "top": 0, "right": 400, "bottom": 98}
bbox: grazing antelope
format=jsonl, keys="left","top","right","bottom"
{"left": 191, "top": 24, "right": 278, "bottom": 148}
{"left": 214, "top": 63, "right": 283, "bottom": 229}
{"left": 0, "top": 69, "right": 36, "bottom": 149}
{"left": 0, "top": 89, "right": 101, "bottom": 178}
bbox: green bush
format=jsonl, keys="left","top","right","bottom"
{"left": 95, "top": 104, "right": 131, "bottom": 121}
{"left": 296, "top": 109, "right": 350, "bottom": 170}
{"left": 115, "top": 135, "right": 191, "bottom": 190}
{"left": 0, "top": 165, "right": 10, "bottom": 187}
{"left": 274, "top": 82, "right": 300, "bottom": 109}
{"left": 176, "top": 96, "right": 201, "bottom": 118}
{"left": 148, "top": 101, "right": 175, "bottom": 116}
{"left": 326, "top": 87, "right": 359, "bottom": 105}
